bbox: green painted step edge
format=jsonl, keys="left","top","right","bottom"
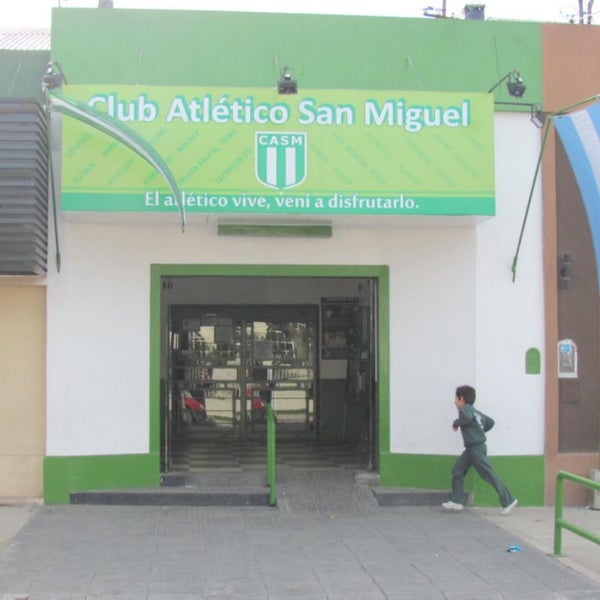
{"left": 379, "top": 453, "right": 544, "bottom": 506}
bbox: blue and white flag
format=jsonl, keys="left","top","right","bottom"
{"left": 554, "top": 102, "right": 600, "bottom": 292}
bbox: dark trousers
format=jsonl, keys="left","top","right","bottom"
{"left": 450, "top": 443, "right": 514, "bottom": 508}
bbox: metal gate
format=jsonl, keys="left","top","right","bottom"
{"left": 163, "top": 305, "right": 317, "bottom": 469}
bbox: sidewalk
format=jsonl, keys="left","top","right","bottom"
{"left": 0, "top": 472, "right": 598, "bottom": 599}
{"left": 478, "top": 505, "right": 600, "bottom": 585}
{"left": 0, "top": 503, "right": 38, "bottom": 552}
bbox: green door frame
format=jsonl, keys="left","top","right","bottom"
{"left": 149, "top": 264, "right": 390, "bottom": 468}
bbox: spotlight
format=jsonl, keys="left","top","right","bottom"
{"left": 507, "top": 75, "right": 526, "bottom": 98}
{"left": 488, "top": 70, "right": 526, "bottom": 99}
{"left": 278, "top": 66, "right": 297, "bottom": 95}
{"left": 530, "top": 106, "right": 546, "bottom": 128}
{"left": 42, "top": 61, "right": 68, "bottom": 90}
{"left": 493, "top": 101, "right": 546, "bottom": 128}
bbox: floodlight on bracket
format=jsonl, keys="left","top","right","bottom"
{"left": 278, "top": 66, "right": 298, "bottom": 95}
{"left": 488, "top": 70, "right": 526, "bottom": 98}
{"left": 42, "top": 61, "right": 68, "bottom": 91}
{"left": 494, "top": 101, "right": 546, "bottom": 128}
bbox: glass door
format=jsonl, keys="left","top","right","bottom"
{"left": 167, "top": 305, "right": 317, "bottom": 444}
{"left": 243, "top": 310, "right": 316, "bottom": 439}
{"left": 169, "top": 310, "right": 243, "bottom": 439}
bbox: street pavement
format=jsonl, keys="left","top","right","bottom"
{"left": 477, "top": 504, "right": 600, "bottom": 587}
{"left": 0, "top": 469, "right": 599, "bottom": 599}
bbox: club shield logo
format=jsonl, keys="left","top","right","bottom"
{"left": 255, "top": 132, "right": 307, "bottom": 190}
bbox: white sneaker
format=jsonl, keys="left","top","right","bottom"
{"left": 500, "top": 498, "right": 518, "bottom": 516}
{"left": 442, "top": 501, "right": 464, "bottom": 511}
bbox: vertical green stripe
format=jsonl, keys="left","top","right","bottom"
{"left": 149, "top": 264, "right": 162, "bottom": 455}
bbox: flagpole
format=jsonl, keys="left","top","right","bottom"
{"left": 511, "top": 93, "right": 600, "bottom": 282}
{"left": 511, "top": 123, "right": 552, "bottom": 282}
{"left": 548, "top": 94, "right": 600, "bottom": 117}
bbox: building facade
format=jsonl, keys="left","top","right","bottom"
{"left": 1, "top": 8, "right": 598, "bottom": 505}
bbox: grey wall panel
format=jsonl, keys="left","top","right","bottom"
{"left": 0, "top": 100, "right": 48, "bottom": 275}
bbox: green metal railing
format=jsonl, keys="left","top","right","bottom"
{"left": 266, "top": 403, "right": 276, "bottom": 506}
{"left": 554, "top": 470, "right": 600, "bottom": 556}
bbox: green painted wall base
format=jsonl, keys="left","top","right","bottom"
{"left": 379, "top": 453, "right": 544, "bottom": 506}
{"left": 43, "top": 451, "right": 544, "bottom": 506}
{"left": 44, "top": 453, "right": 160, "bottom": 504}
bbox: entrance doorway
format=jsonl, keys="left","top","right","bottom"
{"left": 155, "top": 270, "right": 383, "bottom": 478}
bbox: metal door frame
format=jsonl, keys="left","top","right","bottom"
{"left": 150, "top": 265, "right": 389, "bottom": 477}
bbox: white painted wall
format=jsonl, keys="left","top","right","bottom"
{"left": 474, "top": 113, "right": 545, "bottom": 456}
{"left": 388, "top": 226, "right": 477, "bottom": 454}
{"left": 46, "top": 112, "right": 545, "bottom": 459}
{"left": 390, "top": 113, "right": 545, "bottom": 456}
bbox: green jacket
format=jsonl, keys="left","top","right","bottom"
{"left": 453, "top": 404, "right": 495, "bottom": 448}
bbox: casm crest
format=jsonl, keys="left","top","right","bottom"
{"left": 255, "top": 132, "right": 307, "bottom": 190}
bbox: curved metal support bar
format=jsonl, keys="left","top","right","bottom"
{"left": 45, "top": 91, "right": 186, "bottom": 232}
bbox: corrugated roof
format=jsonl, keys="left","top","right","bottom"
{"left": 0, "top": 30, "right": 51, "bottom": 51}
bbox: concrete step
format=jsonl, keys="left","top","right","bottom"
{"left": 70, "top": 486, "right": 272, "bottom": 507}
{"left": 371, "top": 486, "right": 471, "bottom": 507}
{"left": 161, "top": 470, "right": 266, "bottom": 488}
{"left": 70, "top": 471, "right": 464, "bottom": 509}
{"left": 70, "top": 469, "right": 273, "bottom": 506}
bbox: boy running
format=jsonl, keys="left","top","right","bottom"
{"left": 442, "top": 385, "right": 518, "bottom": 515}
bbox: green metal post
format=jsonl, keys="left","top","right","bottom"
{"left": 554, "top": 470, "right": 600, "bottom": 557}
{"left": 554, "top": 472, "right": 564, "bottom": 556}
{"left": 266, "top": 403, "right": 276, "bottom": 506}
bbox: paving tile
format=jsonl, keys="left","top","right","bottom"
{"left": 0, "top": 470, "right": 598, "bottom": 599}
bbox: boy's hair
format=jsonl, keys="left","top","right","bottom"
{"left": 456, "top": 385, "right": 476, "bottom": 405}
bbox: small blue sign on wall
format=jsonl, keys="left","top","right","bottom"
{"left": 558, "top": 339, "right": 577, "bottom": 379}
